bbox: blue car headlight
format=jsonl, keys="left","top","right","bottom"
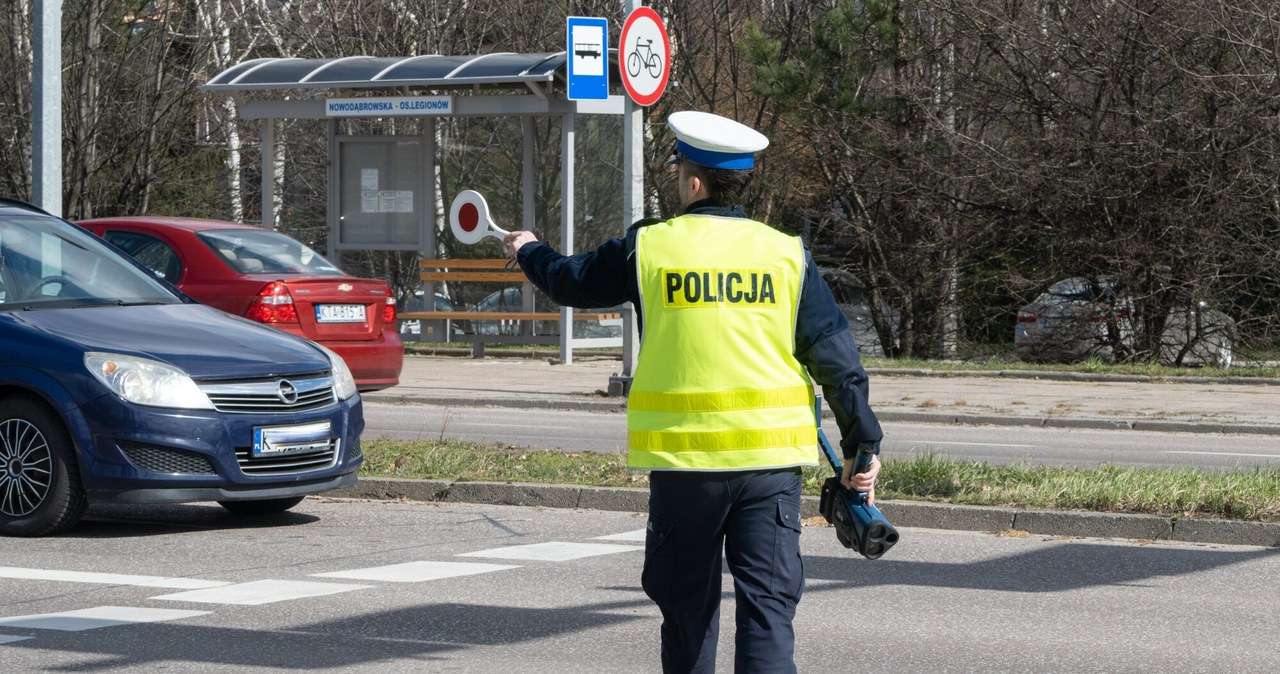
{"left": 84, "top": 352, "right": 215, "bottom": 410}
{"left": 314, "top": 344, "right": 359, "bottom": 401}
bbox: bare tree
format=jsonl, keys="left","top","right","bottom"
{"left": 0, "top": 0, "right": 33, "bottom": 198}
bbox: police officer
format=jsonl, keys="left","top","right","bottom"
{"left": 504, "top": 110, "right": 882, "bottom": 673}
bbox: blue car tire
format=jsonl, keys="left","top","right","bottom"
{"left": 0, "top": 395, "right": 88, "bottom": 537}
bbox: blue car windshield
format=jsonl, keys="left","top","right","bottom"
{"left": 198, "top": 229, "right": 345, "bottom": 276}
{"left": 0, "top": 215, "right": 180, "bottom": 309}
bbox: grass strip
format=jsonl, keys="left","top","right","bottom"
{"left": 860, "top": 356, "right": 1280, "bottom": 379}
{"left": 361, "top": 439, "right": 1280, "bottom": 522}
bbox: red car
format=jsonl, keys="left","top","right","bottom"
{"left": 77, "top": 216, "right": 403, "bottom": 391}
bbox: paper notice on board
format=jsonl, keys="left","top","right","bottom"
{"left": 361, "top": 190, "right": 378, "bottom": 213}
{"left": 378, "top": 190, "right": 397, "bottom": 212}
{"left": 361, "top": 169, "right": 379, "bottom": 190}
{"left": 397, "top": 191, "right": 414, "bottom": 213}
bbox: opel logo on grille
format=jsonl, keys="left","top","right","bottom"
{"left": 277, "top": 379, "right": 299, "bottom": 405}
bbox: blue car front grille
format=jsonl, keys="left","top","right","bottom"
{"left": 199, "top": 374, "right": 335, "bottom": 414}
{"left": 348, "top": 436, "right": 362, "bottom": 463}
{"left": 119, "top": 443, "right": 217, "bottom": 475}
{"left": 235, "top": 440, "right": 339, "bottom": 475}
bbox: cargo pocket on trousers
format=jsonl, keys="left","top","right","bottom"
{"left": 641, "top": 517, "right": 677, "bottom": 604}
{"left": 772, "top": 499, "right": 804, "bottom": 601}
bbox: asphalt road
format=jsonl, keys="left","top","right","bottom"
{"left": 362, "top": 401, "right": 1280, "bottom": 471}
{"left": 2, "top": 499, "right": 1278, "bottom": 673}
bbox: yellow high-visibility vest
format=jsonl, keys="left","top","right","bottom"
{"left": 628, "top": 213, "right": 818, "bottom": 470}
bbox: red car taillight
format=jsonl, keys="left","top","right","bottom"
{"left": 382, "top": 291, "right": 396, "bottom": 324}
{"left": 1016, "top": 310, "right": 1036, "bottom": 323}
{"left": 1090, "top": 308, "right": 1128, "bottom": 323}
{"left": 246, "top": 281, "right": 299, "bottom": 324}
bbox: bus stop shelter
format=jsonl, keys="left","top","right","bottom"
{"left": 202, "top": 51, "right": 643, "bottom": 376}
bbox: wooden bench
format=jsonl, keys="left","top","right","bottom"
{"left": 400, "top": 258, "right": 621, "bottom": 357}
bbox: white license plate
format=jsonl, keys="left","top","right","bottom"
{"left": 253, "top": 421, "right": 333, "bottom": 457}
{"left": 316, "top": 304, "right": 366, "bottom": 323}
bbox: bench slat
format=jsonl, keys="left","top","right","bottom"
{"left": 419, "top": 258, "right": 511, "bottom": 270}
{"left": 411, "top": 258, "right": 621, "bottom": 335}
{"left": 420, "top": 271, "right": 522, "bottom": 282}
{"left": 400, "top": 311, "right": 620, "bottom": 321}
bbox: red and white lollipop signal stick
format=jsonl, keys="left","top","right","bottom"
{"left": 449, "top": 190, "right": 510, "bottom": 245}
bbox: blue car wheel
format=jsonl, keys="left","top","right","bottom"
{"left": 0, "top": 396, "right": 87, "bottom": 536}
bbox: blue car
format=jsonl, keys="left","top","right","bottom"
{"left": 0, "top": 198, "right": 363, "bottom": 536}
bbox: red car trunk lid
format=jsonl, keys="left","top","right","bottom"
{"left": 269, "top": 277, "right": 391, "bottom": 341}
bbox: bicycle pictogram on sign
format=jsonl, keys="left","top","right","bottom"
{"left": 627, "top": 37, "right": 663, "bottom": 79}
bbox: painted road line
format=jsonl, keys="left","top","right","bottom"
{"left": 457, "top": 542, "right": 642, "bottom": 562}
{"left": 906, "top": 441, "right": 1037, "bottom": 448}
{"left": 151, "top": 579, "right": 370, "bottom": 605}
{"left": 0, "top": 635, "right": 32, "bottom": 644}
{"left": 0, "top": 566, "right": 228, "bottom": 589}
{"left": 1164, "top": 451, "right": 1280, "bottom": 459}
{"left": 311, "top": 561, "right": 519, "bottom": 583}
{"left": 0, "top": 606, "right": 209, "bottom": 632}
{"left": 593, "top": 529, "right": 647, "bottom": 542}
{"left": 458, "top": 422, "right": 580, "bottom": 431}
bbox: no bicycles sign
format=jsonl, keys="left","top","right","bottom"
{"left": 618, "top": 7, "right": 670, "bottom": 106}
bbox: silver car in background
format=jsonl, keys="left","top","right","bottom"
{"left": 1015, "top": 277, "right": 1235, "bottom": 367}
{"left": 820, "top": 267, "right": 895, "bottom": 358}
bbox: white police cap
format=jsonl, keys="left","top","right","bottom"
{"left": 665, "top": 111, "right": 769, "bottom": 170}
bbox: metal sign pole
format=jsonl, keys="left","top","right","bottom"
{"left": 612, "top": 99, "right": 642, "bottom": 394}
{"left": 32, "top": 0, "right": 62, "bottom": 216}
{"left": 610, "top": 0, "right": 647, "bottom": 396}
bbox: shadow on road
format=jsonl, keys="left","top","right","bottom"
{"left": 0, "top": 600, "right": 651, "bottom": 670}
{"left": 67, "top": 503, "right": 320, "bottom": 538}
{"left": 803, "top": 540, "right": 1280, "bottom": 593}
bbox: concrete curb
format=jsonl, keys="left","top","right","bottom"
{"left": 333, "top": 477, "right": 1280, "bottom": 549}
{"left": 871, "top": 367, "right": 1280, "bottom": 386}
{"left": 364, "top": 392, "right": 625, "bottom": 413}
{"left": 401, "top": 349, "right": 1280, "bottom": 387}
{"left": 874, "top": 411, "right": 1280, "bottom": 436}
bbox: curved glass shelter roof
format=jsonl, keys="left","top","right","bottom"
{"left": 203, "top": 52, "right": 571, "bottom": 92}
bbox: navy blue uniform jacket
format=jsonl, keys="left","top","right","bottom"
{"left": 515, "top": 200, "right": 883, "bottom": 459}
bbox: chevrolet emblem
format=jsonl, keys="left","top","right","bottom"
{"left": 337, "top": 283, "right": 352, "bottom": 292}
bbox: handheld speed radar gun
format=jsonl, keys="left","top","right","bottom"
{"left": 816, "top": 397, "right": 899, "bottom": 560}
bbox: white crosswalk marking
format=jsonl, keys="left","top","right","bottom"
{"left": 311, "top": 560, "right": 519, "bottom": 582}
{"left": 0, "top": 566, "right": 228, "bottom": 589}
{"left": 457, "top": 541, "right": 641, "bottom": 562}
{"left": 151, "top": 580, "right": 370, "bottom": 605}
{"left": 0, "top": 527, "right": 649, "bottom": 637}
{"left": 593, "top": 529, "right": 647, "bottom": 542}
{"left": 0, "top": 606, "right": 209, "bottom": 632}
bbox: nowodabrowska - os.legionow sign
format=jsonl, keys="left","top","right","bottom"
{"left": 325, "top": 96, "right": 454, "bottom": 117}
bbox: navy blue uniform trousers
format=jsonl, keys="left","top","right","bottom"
{"left": 642, "top": 468, "right": 805, "bottom": 674}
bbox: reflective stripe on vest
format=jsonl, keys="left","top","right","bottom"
{"left": 628, "top": 214, "right": 818, "bottom": 471}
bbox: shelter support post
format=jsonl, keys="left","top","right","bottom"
{"left": 559, "top": 112, "right": 576, "bottom": 364}
{"left": 261, "top": 118, "right": 275, "bottom": 228}
{"left": 326, "top": 119, "right": 339, "bottom": 264}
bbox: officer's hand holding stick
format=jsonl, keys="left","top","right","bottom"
{"left": 504, "top": 231, "right": 539, "bottom": 259}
